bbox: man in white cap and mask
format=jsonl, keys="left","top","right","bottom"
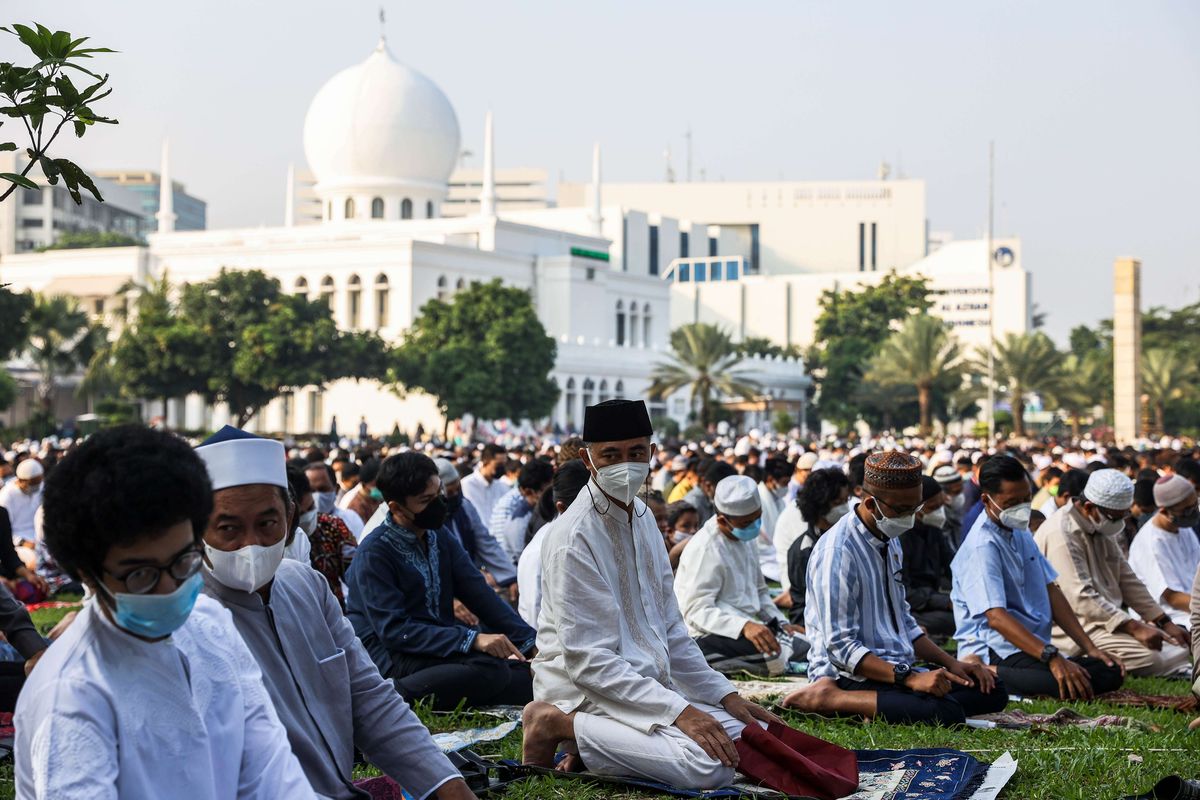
{"left": 523, "top": 399, "right": 779, "bottom": 788}
{"left": 1129, "top": 474, "right": 1200, "bottom": 629}
{"left": 674, "top": 475, "right": 798, "bottom": 676}
{"left": 1035, "top": 469, "right": 1191, "bottom": 677}
{"left": 0, "top": 459, "right": 44, "bottom": 548}
{"left": 197, "top": 426, "right": 474, "bottom": 800}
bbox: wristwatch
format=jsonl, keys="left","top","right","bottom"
{"left": 1039, "top": 644, "right": 1059, "bottom": 664}
{"left": 893, "top": 663, "right": 913, "bottom": 686}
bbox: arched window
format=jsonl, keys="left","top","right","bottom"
{"left": 294, "top": 276, "right": 309, "bottom": 296}
{"left": 582, "top": 378, "right": 596, "bottom": 410}
{"left": 344, "top": 198, "right": 356, "bottom": 220}
{"left": 319, "top": 275, "right": 335, "bottom": 310}
{"left": 615, "top": 301, "right": 626, "bottom": 346}
{"left": 436, "top": 275, "right": 448, "bottom": 301}
{"left": 642, "top": 302, "right": 652, "bottom": 345}
{"left": 401, "top": 198, "right": 413, "bottom": 219}
{"left": 565, "top": 378, "right": 577, "bottom": 429}
{"left": 455, "top": 277, "right": 466, "bottom": 291}
{"left": 347, "top": 274, "right": 362, "bottom": 328}
{"left": 630, "top": 301, "right": 640, "bottom": 348}
{"left": 615, "top": 379, "right": 625, "bottom": 398}
{"left": 370, "top": 197, "right": 384, "bottom": 219}
{"left": 374, "top": 273, "right": 389, "bottom": 329}
{"left": 426, "top": 200, "right": 434, "bottom": 219}
{"left": 598, "top": 379, "right": 609, "bottom": 403}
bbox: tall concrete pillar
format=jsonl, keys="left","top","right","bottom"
{"left": 1113, "top": 258, "right": 1141, "bottom": 444}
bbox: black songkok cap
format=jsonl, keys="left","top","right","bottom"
{"left": 583, "top": 399, "right": 653, "bottom": 443}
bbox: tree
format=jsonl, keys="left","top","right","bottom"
{"left": 865, "top": 315, "right": 965, "bottom": 436}
{"left": 805, "top": 272, "right": 932, "bottom": 430}
{"left": 1048, "top": 352, "right": 1110, "bottom": 438}
{"left": 647, "top": 323, "right": 761, "bottom": 429}
{"left": 982, "top": 331, "right": 1064, "bottom": 438}
{"left": 0, "top": 23, "right": 118, "bottom": 203}
{"left": 737, "top": 336, "right": 803, "bottom": 360}
{"left": 38, "top": 230, "right": 140, "bottom": 250}
{"left": 0, "top": 285, "right": 32, "bottom": 358}
{"left": 1141, "top": 348, "right": 1196, "bottom": 436}
{"left": 391, "top": 279, "right": 558, "bottom": 435}
{"left": 23, "top": 294, "right": 106, "bottom": 417}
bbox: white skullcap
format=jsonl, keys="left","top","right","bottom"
{"left": 933, "top": 465, "right": 963, "bottom": 485}
{"left": 796, "top": 452, "right": 819, "bottom": 470}
{"left": 1083, "top": 469, "right": 1134, "bottom": 510}
{"left": 714, "top": 475, "right": 761, "bottom": 517}
{"left": 15, "top": 460, "right": 43, "bottom": 480}
{"left": 434, "top": 458, "right": 461, "bottom": 487}
{"left": 1154, "top": 475, "right": 1195, "bottom": 509}
{"left": 195, "top": 426, "right": 286, "bottom": 492}
{"left": 1063, "top": 453, "right": 1088, "bottom": 470}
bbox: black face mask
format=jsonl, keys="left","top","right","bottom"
{"left": 412, "top": 495, "right": 449, "bottom": 530}
{"left": 1170, "top": 508, "right": 1200, "bottom": 530}
{"left": 445, "top": 493, "right": 463, "bottom": 515}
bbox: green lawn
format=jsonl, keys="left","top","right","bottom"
{"left": 5, "top": 603, "right": 1197, "bottom": 799}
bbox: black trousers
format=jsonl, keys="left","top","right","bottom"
{"left": 994, "top": 651, "right": 1123, "bottom": 699}
{"left": 696, "top": 631, "right": 808, "bottom": 677}
{"left": 911, "top": 607, "right": 956, "bottom": 642}
{"left": 835, "top": 676, "right": 1009, "bottom": 725}
{"left": 389, "top": 652, "right": 533, "bottom": 711}
{"left": 0, "top": 661, "right": 25, "bottom": 712}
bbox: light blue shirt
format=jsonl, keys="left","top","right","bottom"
{"left": 489, "top": 487, "right": 532, "bottom": 561}
{"left": 950, "top": 512, "right": 1058, "bottom": 662}
{"left": 805, "top": 508, "right": 924, "bottom": 681}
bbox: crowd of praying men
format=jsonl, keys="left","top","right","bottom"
{"left": 0, "top": 407, "right": 1199, "bottom": 797}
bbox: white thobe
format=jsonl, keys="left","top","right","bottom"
{"left": 675, "top": 517, "right": 788, "bottom": 640}
{"left": 755, "top": 482, "right": 784, "bottom": 582}
{"left": 534, "top": 482, "right": 743, "bottom": 788}
{"left": 1129, "top": 518, "right": 1200, "bottom": 627}
{"left": 461, "top": 470, "right": 508, "bottom": 531}
{"left": 0, "top": 482, "right": 41, "bottom": 542}
{"left": 772, "top": 503, "right": 807, "bottom": 593}
{"left": 517, "top": 518, "right": 554, "bottom": 628}
{"left": 15, "top": 595, "right": 314, "bottom": 799}
{"left": 284, "top": 526, "right": 312, "bottom": 563}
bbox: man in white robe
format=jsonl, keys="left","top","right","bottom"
{"left": 523, "top": 399, "right": 778, "bottom": 789}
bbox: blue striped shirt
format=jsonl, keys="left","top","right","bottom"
{"left": 805, "top": 508, "right": 923, "bottom": 681}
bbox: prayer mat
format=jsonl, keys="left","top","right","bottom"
{"left": 969, "top": 707, "right": 1160, "bottom": 733}
{"left": 1095, "top": 689, "right": 1198, "bottom": 715}
{"left": 431, "top": 719, "right": 520, "bottom": 753}
{"left": 23, "top": 600, "right": 82, "bottom": 613}
{"left": 730, "top": 677, "right": 810, "bottom": 703}
{"left": 353, "top": 775, "right": 408, "bottom": 800}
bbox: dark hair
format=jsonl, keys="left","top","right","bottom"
{"left": 955, "top": 455, "right": 973, "bottom": 468}
{"left": 305, "top": 461, "right": 337, "bottom": 485}
{"left": 340, "top": 462, "right": 361, "bottom": 480}
{"left": 797, "top": 468, "right": 850, "bottom": 525}
{"left": 847, "top": 453, "right": 868, "bottom": 489}
{"left": 42, "top": 425, "right": 214, "bottom": 582}
{"left": 1041, "top": 466, "right": 1064, "bottom": 483}
{"left": 1058, "top": 469, "right": 1089, "bottom": 500}
{"left": 376, "top": 452, "right": 439, "bottom": 504}
{"left": 518, "top": 458, "right": 555, "bottom": 492}
{"left": 742, "top": 464, "right": 763, "bottom": 483}
{"left": 286, "top": 464, "right": 312, "bottom": 502}
{"left": 360, "top": 458, "right": 382, "bottom": 485}
{"left": 703, "top": 461, "right": 737, "bottom": 486}
{"left": 920, "top": 475, "right": 943, "bottom": 502}
{"left": 1175, "top": 459, "right": 1200, "bottom": 484}
{"left": 1134, "top": 477, "right": 1157, "bottom": 510}
{"left": 481, "top": 443, "right": 507, "bottom": 462}
{"left": 979, "top": 455, "right": 1028, "bottom": 493}
{"left": 667, "top": 501, "right": 698, "bottom": 527}
{"left": 553, "top": 460, "right": 591, "bottom": 508}
{"left": 763, "top": 457, "right": 792, "bottom": 483}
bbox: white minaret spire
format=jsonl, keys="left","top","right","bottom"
{"left": 479, "top": 111, "right": 496, "bottom": 218}
{"left": 284, "top": 162, "right": 296, "bottom": 227}
{"left": 155, "top": 138, "right": 176, "bottom": 234}
{"left": 588, "top": 142, "right": 603, "bottom": 236}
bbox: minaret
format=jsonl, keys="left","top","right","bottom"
{"left": 588, "top": 142, "right": 603, "bottom": 236}
{"left": 284, "top": 162, "right": 296, "bottom": 227}
{"left": 155, "top": 139, "right": 176, "bottom": 234}
{"left": 479, "top": 111, "right": 496, "bottom": 218}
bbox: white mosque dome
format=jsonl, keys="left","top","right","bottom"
{"left": 303, "top": 39, "right": 461, "bottom": 194}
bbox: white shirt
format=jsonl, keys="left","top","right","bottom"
{"left": 284, "top": 527, "right": 312, "bottom": 563}
{"left": 773, "top": 503, "right": 807, "bottom": 593}
{"left": 756, "top": 482, "right": 784, "bottom": 582}
{"left": 0, "top": 482, "right": 41, "bottom": 542}
{"left": 461, "top": 470, "right": 507, "bottom": 530}
{"left": 517, "top": 518, "right": 555, "bottom": 628}
{"left": 15, "top": 595, "right": 314, "bottom": 799}
{"left": 1129, "top": 517, "right": 1200, "bottom": 627}
{"left": 674, "top": 516, "right": 787, "bottom": 640}
{"left": 534, "top": 482, "right": 734, "bottom": 734}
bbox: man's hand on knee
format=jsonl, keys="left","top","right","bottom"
{"left": 674, "top": 704, "right": 739, "bottom": 768}
{"left": 721, "top": 692, "right": 783, "bottom": 727}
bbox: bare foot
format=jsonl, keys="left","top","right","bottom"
{"left": 1189, "top": 716, "right": 1200, "bottom": 733}
{"left": 522, "top": 701, "right": 568, "bottom": 768}
{"left": 555, "top": 753, "right": 585, "bottom": 773}
{"left": 780, "top": 677, "right": 840, "bottom": 713}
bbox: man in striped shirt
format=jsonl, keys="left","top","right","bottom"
{"left": 783, "top": 452, "right": 1007, "bottom": 725}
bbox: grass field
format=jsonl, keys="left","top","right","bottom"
{"left": 4, "top": 603, "right": 1197, "bottom": 799}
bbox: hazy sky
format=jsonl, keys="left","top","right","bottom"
{"left": 6, "top": 1, "right": 1199, "bottom": 341}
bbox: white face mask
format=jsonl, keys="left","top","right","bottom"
{"left": 204, "top": 538, "right": 285, "bottom": 593}
{"left": 299, "top": 509, "right": 319, "bottom": 536}
{"left": 772, "top": 485, "right": 789, "bottom": 500}
{"left": 989, "top": 497, "right": 1032, "bottom": 531}
{"left": 823, "top": 502, "right": 850, "bottom": 525}
{"left": 869, "top": 497, "right": 916, "bottom": 539}
{"left": 313, "top": 491, "right": 337, "bottom": 514}
{"left": 949, "top": 493, "right": 966, "bottom": 512}
{"left": 588, "top": 449, "right": 651, "bottom": 505}
{"left": 922, "top": 506, "right": 947, "bottom": 529}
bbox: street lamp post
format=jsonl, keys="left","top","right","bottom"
{"left": 986, "top": 141, "right": 996, "bottom": 443}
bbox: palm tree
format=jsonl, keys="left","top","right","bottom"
{"left": 865, "top": 315, "right": 964, "bottom": 436}
{"left": 1142, "top": 348, "right": 1196, "bottom": 436}
{"left": 648, "top": 323, "right": 761, "bottom": 429}
{"left": 980, "top": 331, "right": 1064, "bottom": 438}
{"left": 25, "top": 294, "right": 108, "bottom": 419}
{"left": 1049, "top": 353, "right": 1110, "bottom": 438}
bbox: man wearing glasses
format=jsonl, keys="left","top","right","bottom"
{"left": 15, "top": 424, "right": 314, "bottom": 799}
{"left": 782, "top": 451, "right": 1004, "bottom": 724}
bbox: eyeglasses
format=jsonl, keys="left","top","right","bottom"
{"left": 104, "top": 548, "right": 203, "bottom": 595}
{"left": 873, "top": 495, "right": 925, "bottom": 517}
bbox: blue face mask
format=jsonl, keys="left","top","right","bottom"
{"left": 730, "top": 517, "right": 763, "bottom": 542}
{"left": 100, "top": 572, "right": 203, "bottom": 639}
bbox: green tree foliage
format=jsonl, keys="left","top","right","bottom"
{"left": 0, "top": 23, "right": 117, "bottom": 203}
{"left": 0, "top": 369, "right": 17, "bottom": 412}
{"left": 390, "top": 279, "right": 558, "bottom": 431}
{"left": 865, "top": 315, "right": 965, "bottom": 436}
{"left": 980, "top": 331, "right": 1064, "bottom": 438}
{"left": 1141, "top": 348, "right": 1196, "bottom": 437}
{"left": 648, "top": 323, "right": 761, "bottom": 429}
{"left": 806, "top": 272, "right": 932, "bottom": 429}
{"left": 24, "top": 294, "right": 107, "bottom": 417}
{"left": 0, "top": 286, "right": 32, "bottom": 358}
{"left": 737, "top": 336, "right": 803, "bottom": 360}
{"left": 38, "top": 230, "right": 141, "bottom": 250}
{"left": 1048, "top": 352, "right": 1110, "bottom": 438}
